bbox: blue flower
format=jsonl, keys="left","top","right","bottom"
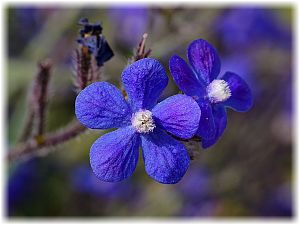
{"left": 259, "top": 183, "right": 292, "bottom": 217}
{"left": 7, "top": 159, "right": 39, "bottom": 215}
{"left": 176, "top": 165, "right": 211, "bottom": 201}
{"left": 175, "top": 165, "right": 217, "bottom": 217}
{"left": 169, "top": 39, "right": 253, "bottom": 148}
{"left": 75, "top": 58, "right": 201, "bottom": 184}
{"left": 214, "top": 8, "right": 291, "bottom": 51}
{"left": 108, "top": 7, "right": 149, "bottom": 48}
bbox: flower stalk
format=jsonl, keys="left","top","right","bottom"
{"left": 8, "top": 121, "right": 86, "bottom": 162}
{"left": 19, "top": 59, "right": 52, "bottom": 142}
{"left": 35, "top": 59, "right": 52, "bottom": 138}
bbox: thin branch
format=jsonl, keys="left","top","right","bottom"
{"left": 138, "top": 33, "right": 148, "bottom": 56}
{"left": 35, "top": 59, "right": 52, "bottom": 136}
{"left": 73, "top": 47, "right": 92, "bottom": 91}
{"left": 19, "top": 59, "right": 52, "bottom": 141}
{"left": 19, "top": 109, "right": 35, "bottom": 142}
{"left": 90, "top": 56, "right": 102, "bottom": 82}
{"left": 8, "top": 121, "right": 86, "bottom": 162}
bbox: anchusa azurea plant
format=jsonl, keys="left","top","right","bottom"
{"left": 11, "top": 17, "right": 252, "bottom": 184}
{"left": 75, "top": 20, "right": 253, "bottom": 183}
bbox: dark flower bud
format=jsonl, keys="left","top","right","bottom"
{"left": 77, "top": 18, "right": 113, "bottom": 66}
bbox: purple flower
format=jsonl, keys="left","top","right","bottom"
{"left": 177, "top": 166, "right": 211, "bottom": 201}
{"left": 169, "top": 39, "right": 253, "bottom": 148}
{"left": 75, "top": 58, "right": 201, "bottom": 184}
{"left": 259, "top": 183, "right": 292, "bottom": 217}
{"left": 214, "top": 8, "right": 291, "bottom": 51}
{"left": 108, "top": 7, "right": 149, "bottom": 48}
{"left": 7, "top": 159, "right": 38, "bottom": 215}
{"left": 179, "top": 200, "right": 218, "bottom": 217}
{"left": 175, "top": 166, "right": 218, "bottom": 217}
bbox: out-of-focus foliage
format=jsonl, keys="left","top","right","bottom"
{"left": 7, "top": 6, "right": 293, "bottom": 217}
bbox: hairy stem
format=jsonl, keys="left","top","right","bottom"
{"left": 8, "top": 121, "right": 86, "bottom": 162}
{"left": 74, "top": 47, "right": 93, "bottom": 91}
{"left": 35, "top": 59, "right": 52, "bottom": 136}
{"left": 19, "top": 59, "right": 52, "bottom": 141}
{"left": 19, "top": 110, "right": 35, "bottom": 142}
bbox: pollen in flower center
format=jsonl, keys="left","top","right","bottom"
{"left": 207, "top": 79, "right": 231, "bottom": 103}
{"left": 131, "top": 110, "right": 156, "bottom": 133}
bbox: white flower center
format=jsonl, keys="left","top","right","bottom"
{"left": 207, "top": 79, "right": 231, "bottom": 103}
{"left": 131, "top": 110, "right": 156, "bottom": 133}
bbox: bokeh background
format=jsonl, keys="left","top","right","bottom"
{"left": 7, "top": 5, "right": 293, "bottom": 217}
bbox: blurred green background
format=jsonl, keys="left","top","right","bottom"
{"left": 7, "top": 5, "right": 293, "bottom": 217}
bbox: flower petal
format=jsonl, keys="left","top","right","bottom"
{"left": 196, "top": 99, "right": 216, "bottom": 140}
{"left": 152, "top": 94, "right": 201, "bottom": 139}
{"left": 169, "top": 55, "right": 206, "bottom": 97}
{"left": 75, "top": 82, "right": 131, "bottom": 129}
{"left": 221, "top": 72, "right": 253, "bottom": 112}
{"left": 90, "top": 126, "right": 140, "bottom": 182}
{"left": 202, "top": 105, "right": 227, "bottom": 149}
{"left": 187, "top": 39, "right": 221, "bottom": 85}
{"left": 141, "top": 129, "right": 190, "bottom": 184}
{"left": 122, "top": 58, "right": 168, "bottom": 112}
